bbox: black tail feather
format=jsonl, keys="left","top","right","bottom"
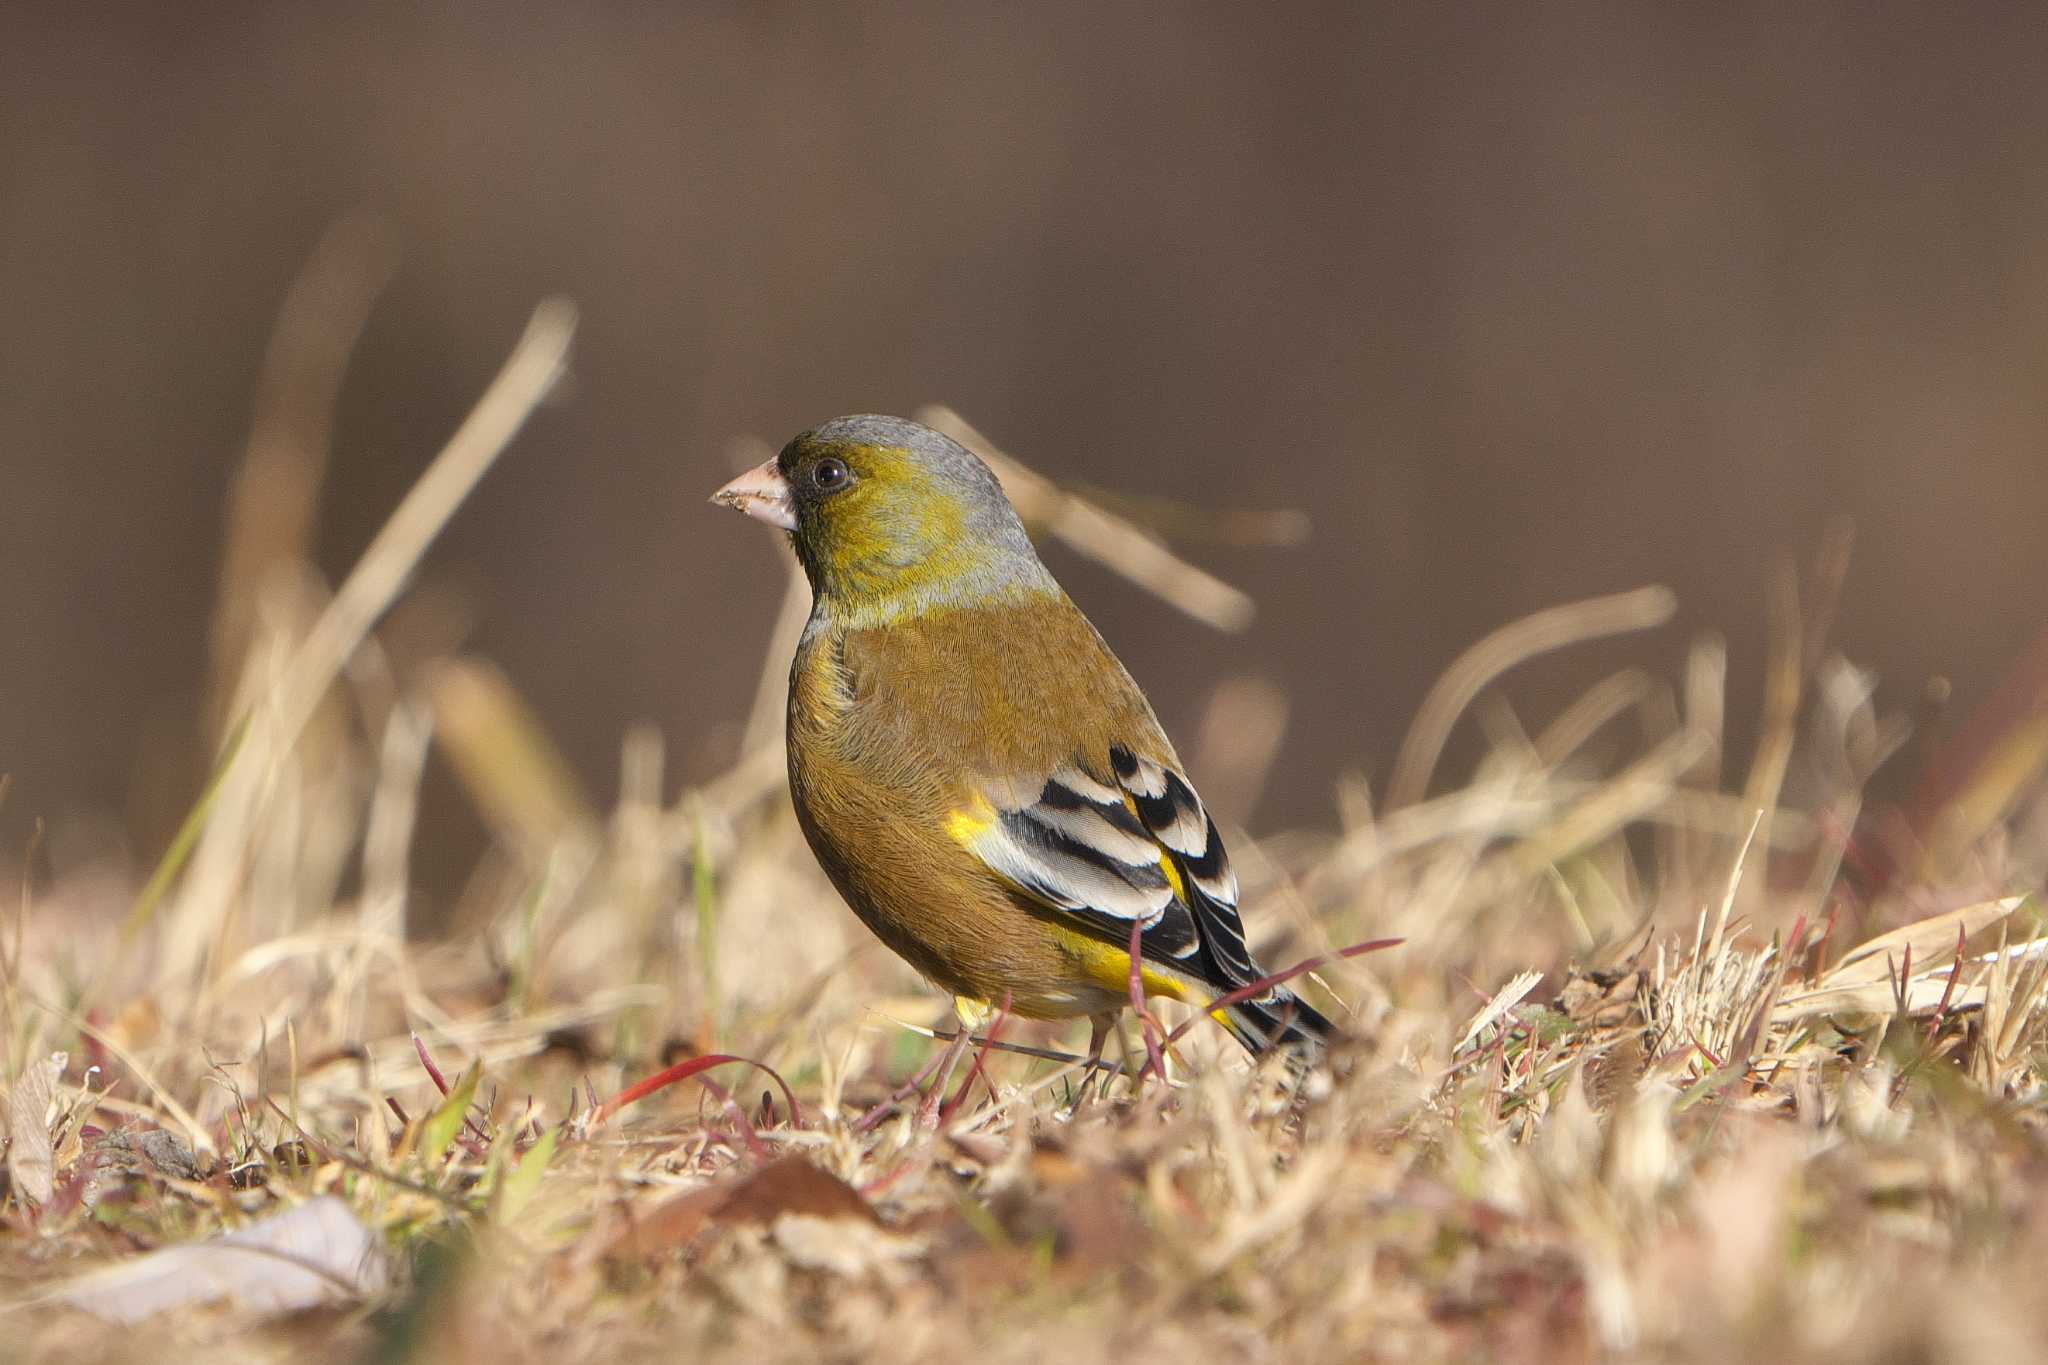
{"left": 1224, "top": 988, "right": 1334, "bottom": 1055}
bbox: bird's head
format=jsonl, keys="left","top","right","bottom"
{"left": 712, "top": 415, "right": 1054, "bottom": 620}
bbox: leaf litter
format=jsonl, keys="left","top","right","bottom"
{"left": 6, "top": 285, "right": 2048, "bottom": 1362}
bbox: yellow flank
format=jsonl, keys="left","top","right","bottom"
{"left": 1059, "top": 926, "right": 1193, "bottom": 1002}
{"left": 1062, "top": 930, "right": 1238, "bottom": 1036}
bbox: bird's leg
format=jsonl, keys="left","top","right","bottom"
{"left": 1116, "top": 1014, "right": 1145, "bottom": 1088}
{"left": 912, "top": 1032, "right": 972, "bottom": 1131}
{"left": 914, "top": 998, "right": 984, "bottom": 1131}
{"left": 1085, "top": 1012, "right": 1115, "bottom": 1067}
{"left": 1080, "top": 1011, "right": 1118, "bottom": 1105}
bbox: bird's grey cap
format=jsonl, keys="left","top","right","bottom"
{"left": 798, "top": 414, "right": 1003, "bottom": 495}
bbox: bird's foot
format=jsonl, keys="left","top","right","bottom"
{"left": 913, "top": 1008, "right": 979, "bottom": 1132}
{"left": 1063, "top": 1011, "right": 1120, "bottom": 1114}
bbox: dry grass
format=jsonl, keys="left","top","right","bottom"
{"left": 5, "top": 293, "right": 2048, "bottom": 1364}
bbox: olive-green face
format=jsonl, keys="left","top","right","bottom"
{"left": 778, "top": 436, "right": 918, "bottom": 536}
{"left": 776, "top": 436, "right": 973, "bottom": 598}
{"left": 761, "top": 416, "right": 1049, "bottom": 612}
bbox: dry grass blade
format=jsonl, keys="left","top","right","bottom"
{"left": 1702, "top": 810, "right": 1763, "bottom": 976}
{"left": 740, "top": 560, "right": 814, "bottom": 756}
{"left": 1770, "top": 940, "right": 2048, "bottom": 1020}
{"left": 426, "top": 657, "right": 598, "bottom": 860}
{"left": 266, "top": 297, "right": 578, "bottom": 754}
{"left": 1456, "top": 970, "right": 1545, "bottom": 1054}
{"left": 1741, "top": 560, "right": 1802, "bottom": 863}
{"left": 209, "top": 212, "right": 400, "bottom": 733}
{"left": 1387, "top": 585, "right": 1677, "bottom": 809}
{"left": 1533, "top": 667, "right": 1658, "bottom": 768}
{"left": 1809, "top": 897, "right": 2024, "bottom": 989}
{"left": 1922, "top": 639, "right": 2048, "bottom": 875}
{"left": 155, "top": 299, "right": 577, "bottom": 978}
{"left": 1501, "top": 727, "right": 1713, "bottom": 877}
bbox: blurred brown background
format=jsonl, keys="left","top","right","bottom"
{"left": 4, "top": 4, "right": 2045, "bottom": 897}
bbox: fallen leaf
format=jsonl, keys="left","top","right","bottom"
{"left": 8, "top": 1052, "right": 67, "bottom": 1206}
{"left": 55, "top": 1196, "right": 387, "bottom": 1323}
{"left": 604, "top": 1157, "right": 880, "bottom": 1263}
{"left": 715, "top": 1156, "right": 880, "bottom": 1226}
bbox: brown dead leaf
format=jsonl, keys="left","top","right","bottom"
{"left": 604, "top": 1157, "right": 881, "bottom": 1263}
{"left": 1559, "top": 969, "right": 1644, "bottom": 1030}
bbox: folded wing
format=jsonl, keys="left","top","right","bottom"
{"left": 955, "top": 743, "right": 1259, "bottom": 994}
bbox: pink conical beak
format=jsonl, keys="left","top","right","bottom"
{"left": 710, "top": 458, "right": 796, "bottom": 531}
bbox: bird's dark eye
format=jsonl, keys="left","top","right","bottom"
{"left": 811, "top": 457, "right": 850, "bottom": 492}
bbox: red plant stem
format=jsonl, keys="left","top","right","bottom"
{"left": 692, "top": 1072, "right": 770, "bottom": 1161}
{"left": 1814, "top": 898, "right": 1843, "bottom": 977}
{"left": 1160, "top": 937, "right": 1404, "bottom": 1050}
{"left": 1689, "top": 1031, "right": 1725, "bottom": 1069}
{"left": 1784, "top": 914, "right": 1808, "bottom": 978}
{"left": 413, "top": 1032, "right": 451, "bottom": 1096}
{"left": 1929, "top": 922, "right": 1968, "bottom": 1036}
{"left": 851, "top": 1047, "right": 951, "bottom": 1135}
{"left": 591, "top": 1053, "right": 804, "bottom": 1129}
{"left": 1817, "top": 802, "right": 1884, "bottom": 888}
{"left": 412, "top": 1033, "right": 493, "bottom": 1146}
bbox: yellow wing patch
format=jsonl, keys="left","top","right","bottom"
{"left": 1156, "top": 847, "right": 1187, "bottom": 903}
{"left": 1118, "top": 789, "right": 1189, "bottom": 901}
{"left": 943, "top": 794, "right": 997, "bottom": 847}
